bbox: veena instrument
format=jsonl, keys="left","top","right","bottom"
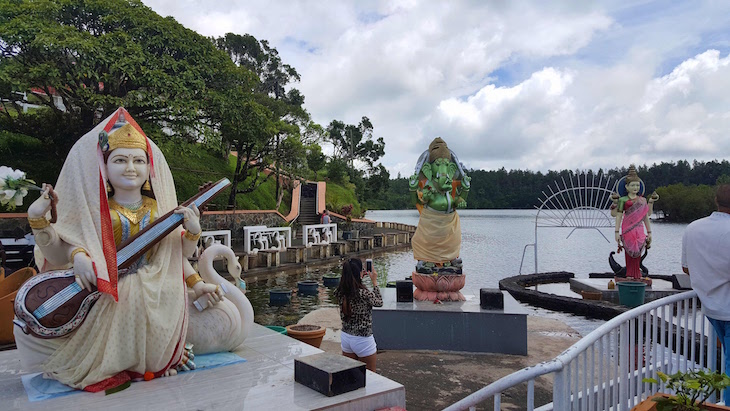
{"left": 14, "top": 179, "right": 231, "bottom": 339}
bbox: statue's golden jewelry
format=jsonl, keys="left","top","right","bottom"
{"left": 28, "top": 216, "right": 50, "bottom": 229}
{"left": 70, "top": 247, "right": 89, "bottom": 262}
{"left": 106, "top": 181, "right": 113, "bottom": 193}
{"left": 185, "top": 273, "right": 203, "bottom": 288}
{"left": 184, "top": 230, "right": 201, "bottom": 242}
{"left": 107, "top": 123, "right": 148, "bottom": 154}
{"left": 108, "top": 197, "right": 154, "bottom": 225}
{"left": 142, "top": 180, "right": 152, "bottom": 191}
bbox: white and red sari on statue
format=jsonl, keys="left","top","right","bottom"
{"left": 620, "top": 196, "right": 649, "bottom": 280}
{"left": 14, "top": 108, "right": 188, "bottom": 391}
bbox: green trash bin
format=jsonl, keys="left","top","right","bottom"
{"left": 265, "top": 325, "right": 287, "bottom": 335}
{"left": 617, "top": 281, "right": 647, "bottom": 308}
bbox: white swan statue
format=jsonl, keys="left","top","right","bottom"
{"left": 185, "top": 243, "right": 255, "bottom": 354}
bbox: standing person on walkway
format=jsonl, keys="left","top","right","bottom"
{"left": 321, "top": 209, "right": 330, "bottom": 224}
{"left": 682, "top": 183, "right": 730, "bottom": 402}
{"left": 334, "top": 258, "right": 383, "bottom": 372}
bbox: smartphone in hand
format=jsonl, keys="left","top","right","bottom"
{"left": 366, "top": 258, "right": 373, "bottom": 272}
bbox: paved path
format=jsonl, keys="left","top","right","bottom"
{"left": 300, "top": 308, "right": 582, "bottom": 410}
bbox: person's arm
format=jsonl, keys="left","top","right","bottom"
{"left": 681, "top": 228, "right": 689, "bottom": 275}
{"left": 365, "top": 269, "right": 383, "bottom": 307}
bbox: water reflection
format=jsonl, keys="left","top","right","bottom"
{"left": 248, "top": 262, "right": 390, "bottom": 327}
{"left": 247, "top": 209, "right": 688, "bottom": 334}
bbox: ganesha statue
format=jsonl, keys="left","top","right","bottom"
{"left": 408, "top": 137, "right": 470, "bottom": 301}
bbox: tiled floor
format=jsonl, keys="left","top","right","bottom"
{"left": 0, "top": 324, "right": 405, "bottom": 410}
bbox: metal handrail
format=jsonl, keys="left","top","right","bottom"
{"left": 445, "top": 291, "right": 723, "bottom": 411}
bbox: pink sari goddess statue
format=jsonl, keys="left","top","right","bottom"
{"left": 613, "top": 165, "right": 659, "bottom": 280}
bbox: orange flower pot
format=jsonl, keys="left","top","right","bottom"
{"left": 286, "top": 324, "right": 326, "bottom": 348}
{"left": 632, "top": 393, "right": 730, "bottom": 411}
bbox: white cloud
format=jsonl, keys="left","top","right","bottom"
{"left": 141, "top": 0, "right": 730, "bottom": 175}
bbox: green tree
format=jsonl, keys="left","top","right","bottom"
{"left": 0, "top": 0, "right": 247, "bottom": 156}
{"left": 654, "top": 183, "right": 715, "bottom": 222}
{"left": 326, "top": 157, "right": 348, "bottom": 184}
{"left": 306, "top": 144, "right": 327, "bottom": 180}
{"left": 214, "top": 33, "right": 300, "bottom": 100}
{"left": 212, "top": 33, "right": 309, "bottom": 208}
{"left": 362, "top": 164, "right": 390, "bottom": 208}
{"left": 326, "top": 117, "right": 385, "bottom": 170}
{"left": 213, "top": 97, "right": 277, "bottom": 207}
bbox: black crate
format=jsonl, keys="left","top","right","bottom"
{"left": 294, "top": 353, "right": 366, "bottom": 396}
{"left": 396, "top": 280, "right": 413, "bottom": 302}
{"left": 480, "top": 288, "right": 504, "bottom": 309}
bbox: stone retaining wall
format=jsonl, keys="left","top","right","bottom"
{"left": 0, "top": 212, "right": 288, "bottom": 244}
{"left": 200, "top": 212, "right": 287, "bottom": 247}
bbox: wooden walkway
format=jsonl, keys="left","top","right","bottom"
{"left": 0, "top": 324, "right": 405, "bottom": 410}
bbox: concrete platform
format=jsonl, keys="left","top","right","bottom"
{"left": 372, "top": 288, "right": 528, "bottom": 355}
{"left": 569, "top": 277, "right": 683, "bottom": 304}
{"left": 0, "top": 324, "right": 405, "bottom": 410}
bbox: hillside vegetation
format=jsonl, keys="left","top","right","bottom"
{"left": 1, "top": 132, "right": 290, "bottom": 215}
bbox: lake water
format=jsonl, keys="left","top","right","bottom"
{"left": 366, "top": 209, "right": 688, "bottom": 286}
{"left": 248, "top": 209, "right": 688, "bottom": 335}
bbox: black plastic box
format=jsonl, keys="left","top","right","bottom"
{"left": 294, "top": 353, "right": 366, "bottom": 396}
{"left": 480, "top": 288, "right": 504, "bottom": 309}
{"left": 396, "top": 280, "right": 413, "bottom": 302}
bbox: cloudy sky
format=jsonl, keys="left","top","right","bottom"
{"left": 143, "top": 0, "right": 730, "bottom": 177}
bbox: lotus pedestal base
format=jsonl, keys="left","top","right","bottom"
{"left": 411, "top": 272, "right": 466, "bottom": 302}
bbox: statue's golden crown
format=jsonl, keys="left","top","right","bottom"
{"left": 428, "top": 137, "right": 450, "bottom": 161}
{"left": 626, "top": 164, "right": 640, "bottom": 183}
{"left": 107, "top": 123, "right": 148, "bottom": 153}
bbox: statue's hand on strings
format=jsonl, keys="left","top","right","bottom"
{"left": 175, "top": 204, "right": 201, "bottom": 237}
{"left": 73, "top": 252, "right": 97, "bottom": 291}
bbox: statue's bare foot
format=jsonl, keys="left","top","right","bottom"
{"left": 163, "top": 368, "right": 177, "bottom": 377}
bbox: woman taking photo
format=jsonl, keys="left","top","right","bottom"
{"left": 335, "top": 258, "right": 383, "bottom": 372}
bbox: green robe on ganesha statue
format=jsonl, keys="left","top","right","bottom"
{"left": 408, "top": 137, "right": 470, "bottom": 301}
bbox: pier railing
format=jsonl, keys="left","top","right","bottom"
{"left": 444, "top": 291, "right": 725, "bottom": 410}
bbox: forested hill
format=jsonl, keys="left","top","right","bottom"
{"left": 369, "top": 160, "right": 730, "bottom": 210}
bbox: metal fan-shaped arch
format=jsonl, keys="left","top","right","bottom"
{"left": 520, "top": 173, "right": 615, "bottom": 274}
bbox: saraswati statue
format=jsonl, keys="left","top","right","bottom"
{"left": 13, "top": 108, "right": 253, "bottom": 392}
{"left": 609, "top": 164, "right": 658, "bottom": 284}
{"left": 408, "top": 138, "right": 470, "bottom": 301}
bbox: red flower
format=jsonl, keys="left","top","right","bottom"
{"left": 144, "top": 371, "right": 154, "bottom": 381}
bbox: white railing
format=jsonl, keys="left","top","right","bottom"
{"left": 444, "top": 291, "right": 725, "bottom": 411}
{"left": 193, "top": 230, "right": 231, "bottom": 258}
{"left": 302, "top": 223, "right": 337, "bottom": 247}
{"left": 243, "top": 225, "right": 291, "bottom": 254}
